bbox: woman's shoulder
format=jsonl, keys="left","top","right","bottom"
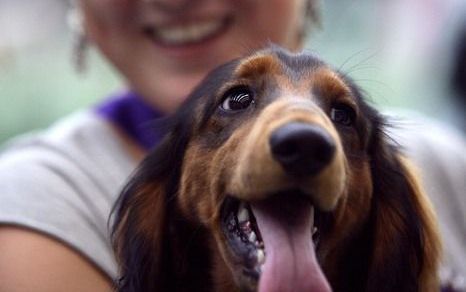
{"left": 385, "top": 109, "right": 466, "bottom": 182}
{"left": 384, "top": 109, "right": 465, "bottom": 212}
{"left": 0, "top": 110, "right": 136, "bottom": 186}
{"left": 0, "top": 110, "right": 136, "bottom": 279}
{"left": 384, "top": 109, "right": 466, "bottom": 281}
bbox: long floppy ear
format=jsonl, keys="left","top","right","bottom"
{"left": 111, "top": 108, "right": 213, "bottom": 291}
{"left": 111, "top": 127, "right": 187, "bottom": 292}
{"left": 366, "top": 123, "right": 442, "bottom": 292}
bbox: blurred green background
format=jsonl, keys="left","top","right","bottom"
{"left": 1, "top": 0, "right": 465, "bottom": 145}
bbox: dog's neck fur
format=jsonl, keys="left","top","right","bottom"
{"left": 162, "top": 204, "right": 214, "bottom": 291}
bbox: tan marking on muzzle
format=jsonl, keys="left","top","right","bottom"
{"left": 228, "top": 98, "right": 347, "bottom": 211}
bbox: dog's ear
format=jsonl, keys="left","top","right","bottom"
{"left": 111, "top": 108, "right": 205, "bottom": 291}
{"left": 111, "top": 119, "right": 192, "bottom": 292}
{"left": 111, "top": 112, "right": 214, "bottom": 292}
{"left": 366, "top": 122, "right": 441, "bottom": 292}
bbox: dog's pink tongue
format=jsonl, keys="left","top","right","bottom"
{"left": 251, "top": 196, "right": 331, "bottom": 292}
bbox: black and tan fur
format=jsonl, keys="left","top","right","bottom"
{"left": 112, "top": 46, "right": 441, "bottom": 292}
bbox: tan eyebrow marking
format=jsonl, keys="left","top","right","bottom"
{"left": 234, "top": 53, "right": 281, "bottom": 80}
{"left": 312, "top": 67, "right": 356, "bottom": 105}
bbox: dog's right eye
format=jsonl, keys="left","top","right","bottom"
{"left": 220, "top": 87, "right": 255, "bottom": 112}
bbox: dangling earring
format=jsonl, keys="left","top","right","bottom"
{"left": 300, "top": 0, "right": 321, "bottom": 41}
{"left": 307, "top": 0, "right": 321, "bottom": 26}
{"left": 68, "top": 6, "right": 87, "bottom": 73}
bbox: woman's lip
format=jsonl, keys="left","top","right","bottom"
{"left": 142, "top": 16, "right": 233, "bottom": 48}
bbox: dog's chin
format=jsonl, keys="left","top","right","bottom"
{"left": 220, "top": 190, "right": 328, "bottom": 291}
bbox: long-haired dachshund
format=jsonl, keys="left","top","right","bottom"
{"left": 112, "top": 46, "right": 441, "bottom": 292}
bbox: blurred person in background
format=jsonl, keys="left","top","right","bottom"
{"left": 450, "top": 18, "right": 466, "bottom": 131}
{"left": 379, "top": 0, "right": 466, "bottom": 132}
{"left": 0, "top": 1, "right": 464, "bottom": 291}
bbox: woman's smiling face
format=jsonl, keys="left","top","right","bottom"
{"left": 80, "top": 0, "right": 307, "bottom": 112}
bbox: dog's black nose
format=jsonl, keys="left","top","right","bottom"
{"left": 270, "top": 123, "right": 336, "bottom": 177}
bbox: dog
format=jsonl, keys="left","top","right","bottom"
{"left": 112, "top": 46, "right": 441, "bottom": 292}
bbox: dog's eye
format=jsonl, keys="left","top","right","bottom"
{"left": 220, "top": 88, "right": 255, "bottom": 112}
{"left": 330, "top": 104, "right": 356, "bottom": 126}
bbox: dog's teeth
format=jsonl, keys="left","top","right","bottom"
{"left": 257, "top": 249, "right": 265, "bottom": 265}
{"left": 248, "top": 231, "right": 257, "bottom": 243}
{"left": 312, "top": 226, "right": 318, "bottom": 235}
{"left": 237, "top": 204, "right": 249, "bottom": 223}
{"left": 259, "top": 264, "right": 264, "bottom": 274}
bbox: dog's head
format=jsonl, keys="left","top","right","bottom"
{"left": 112, "top": 46, "right": 441, "bottom": 292}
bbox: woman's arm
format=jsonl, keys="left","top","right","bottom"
{"left": 0, "top": 226, "right": 113, "bottom": 292}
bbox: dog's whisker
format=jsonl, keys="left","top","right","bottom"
{"left": 337, "top": 49, "right": 374, "bottom": 73}
{"left": 342, "top": 50, "right": 380, "bottom": 74}
{"left": 341, "top": 65, "right": 380, "bottom": 77}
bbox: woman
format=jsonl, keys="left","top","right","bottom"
{"left": 0, "top": 0, "right": 464, "bottom": 291}
{"left": 0, "top": 0, "right": 317, "bottom": 291}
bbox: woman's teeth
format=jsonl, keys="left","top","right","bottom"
{"left": 147, "top": 19, "right": 225, "bottom": 46}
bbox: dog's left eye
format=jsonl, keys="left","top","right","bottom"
{"left": 220, "top": 87, "right": 255, "bottom": 112}
{"left": 330, "top": 104, "right": 356, "bottom": 126}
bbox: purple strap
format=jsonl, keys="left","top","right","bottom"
{"left": 95, "top": 91, "right": 164, "bottom": 150}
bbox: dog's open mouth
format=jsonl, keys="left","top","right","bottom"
{"left": 222, "top": 198, "right": 265, "bottom": 279}
{"left": 221, "top": 191, "right": 329, "bottom": 291}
